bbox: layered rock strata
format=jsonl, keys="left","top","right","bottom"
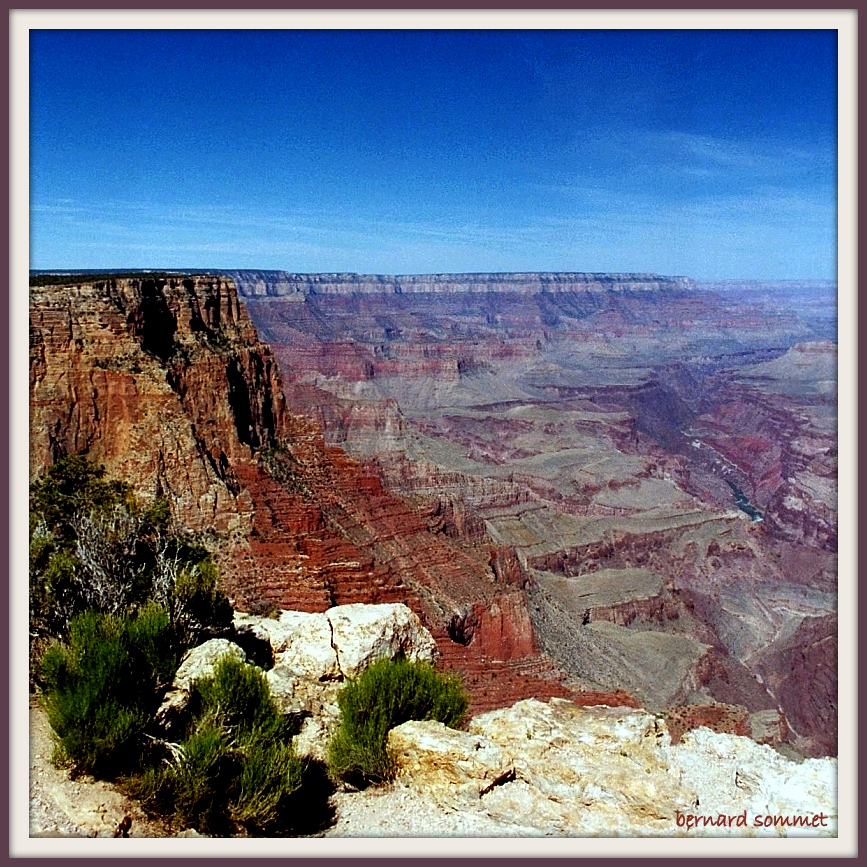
{"left": 221, "top": 270, "right": 695, "bottom": 297}
{"left": 28, "top": 275, "right": 582, "bottom": 715}
{"left": 229, "top": 271, "right": 837, "bottom": 757}
{"left": 30, "top": 275, "right": 282, "bottom": 533}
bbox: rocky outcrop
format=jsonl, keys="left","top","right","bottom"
{"left": 235, "top": 603, "right": 438, "bottom": 682}
{"left": 387, "top": 698, "right": 837, "bottom": 837}
{"left": 154, "top": 603, "right": 438, "bottom": 760}
{"left": 235, "top": 603, "right": 439, "bottom": 761}
{"left": 29, "top": 275, "right": 284, "bottom": 533}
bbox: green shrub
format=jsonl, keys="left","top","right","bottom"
{"left": 169, "top": 724, "right": 234, "bottom": 834}
{"left": 29, "top": 456, "right": 232, "bottom": 649}
{"left": 190, "top": 655, "right": 287, "bottom": 741}
{"left": 144, "top": 657, "right": 305, "bottom": 835}
{"left": 327, "top": 657, "right": 468, "bottom": 786}
{"left": 39, "top": 605, "right": 178, "bottom": 778}
{"left": 30, "top": 455, "right": 136, "bottom": 542}
{"left": 230, "top": 738, "right": 305, "bottom": 829}
{"left": 160, "top": 557, "right": 234, "bottom": 652}
{"left": 127, "top": 600, "right": 183, "bottom": 688}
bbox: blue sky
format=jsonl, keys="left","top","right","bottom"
{"left": 29, "top": 28, "right": 838, "bottom": 279}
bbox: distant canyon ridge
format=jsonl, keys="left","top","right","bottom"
{"left": 29, "top": 270, "right": 837, "bottom": 757}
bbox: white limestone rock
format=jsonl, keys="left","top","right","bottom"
{"left": 388, "top": 720, "right": 514, "bottom": 802}
{"left": 274, "top": 610, "right": 342, "bottom": 680}
{"left": 233, "top": 603, "right": 438, "bottom": 760}
{"left": 667, "top": 727, "right": 838, "bottom": 836}
{"left": 235, "top": 610, "right": 340, "bottom": 680}
{"left": 387, "top": 698, "right": 838, "bottom": 837}
{"left": 325, "top": 602, "right": 437, "bottom": 678}
{"left": 171, "top": 638, "right": 247, "bottom": 692}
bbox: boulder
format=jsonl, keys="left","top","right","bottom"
{"left": 154, "top": 639, "right": 247, "bottom": 734}
{"left": 276, "top": 610, "right": 342, "bottom": 679}
{"left": 232, "top": 603, "right": 439, "bottom": 759}
{"left": 325, "top": 603, "right": 437, "bottom": 678}
{"left": 234, "top": 603, "right": 436, "bottom": 682}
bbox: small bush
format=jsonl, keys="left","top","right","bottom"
{"left": 190, "top": 655, "right": 287, "bottom": 741}
{"left": 230, "top": 737, "right": 305, "bottom": 829}
{"left": 327, "top": 657, "right": 468, "bottom": 786}
{"left": 170, "top": 724, "right": 234, "bottom": 834}
{"left": 145, "top": 657, "right": 305, "bottom": 834}
{"left": 39, "top": 605, "right": 178, "bottom": 778}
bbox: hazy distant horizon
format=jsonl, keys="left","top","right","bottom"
{"left": 28, "top": 266, "right": 839, "bottom": 284}
{"left": 30, "top": 28, "right": 838, "bottom": 280}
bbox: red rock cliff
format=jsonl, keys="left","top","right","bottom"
{"left": 29, "top": 274, "right": 587, "bottom": 714}
{"left": 30, "top": 275, "right": 283, "bottom": 533}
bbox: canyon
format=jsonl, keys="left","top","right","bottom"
{"left": 29, "top": 270, "right": 837, "bottom": 760}
{"left": 228, "top": 270, "right": 838, "bottom": 759}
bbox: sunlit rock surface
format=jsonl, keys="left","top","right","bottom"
{"left": 233, "top": 603, "right": 438, "bottom": 760}
{"left": 29, "top": 274, "right": 585, "bottom": 721}
{"left": 387, "top": 698, "right": 837, "bottom": 837}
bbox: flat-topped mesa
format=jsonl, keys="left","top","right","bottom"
{"left": 223, "top": 270, "right": 696, "bottom": 298}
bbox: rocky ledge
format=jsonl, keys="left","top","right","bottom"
{"left": 161, "top": 602, "right": 837, "bottom": 838}
{"left": 387, "top": 699, "right": 836, "bottom": 837}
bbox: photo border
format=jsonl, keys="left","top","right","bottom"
{"left": 9, "top": 7, "right": 858, "bottom": 860}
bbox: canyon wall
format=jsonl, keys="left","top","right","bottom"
{"left": 221, "top": 270, "right": 695, "bottom": 297}
{"left": 29, "top": 274, "right": 597, "bottom": 715}
{"left": 30, "top": 275, "right": 281, "bottom": 534}
{"left": 231, "top": 271, "right": 837, "bottom": 758}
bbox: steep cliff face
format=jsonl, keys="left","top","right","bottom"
{"left": 28, "top": 274, "right": 580, "bottom": 715}
{"left": 30, "top": 275, "right": 283, "bottom": 533}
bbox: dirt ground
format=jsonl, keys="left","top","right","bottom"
{"left": 28, "top": 697, "right": 176, "bottom": 839}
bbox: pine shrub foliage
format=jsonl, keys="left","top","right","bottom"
{"left": 39, "top": 604, "right": 178, "bottom": 777}
{"left": 140, "top": 657, "right": 305, "bottom": 835}
{"left": 327, "top": 656, "right": 468, "bottom": 785}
